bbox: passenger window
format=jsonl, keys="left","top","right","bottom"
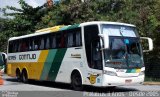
{"left": 56, "top": 34, "right": 61, "bottom": 48}
{"left": 40, "top": 38, "right": 45, "bottom": 50}
{"left": 67, "top": 28, "right": 82, "bottom": 47}
{"left": 76, "top": 32, "right": 81, "bottom": 46}
{"left": 20, "top": 40, "right": 27, "bottom": 52}
{"left": 67, "top": 33, "right": 74, "bottom": 47}
{"left": 33, "top": 38, "right": 39, "bottom": 50}
{"left": 18, "top": 40, "right": 21, "bottom": 52}
{"left": 46, "top": 37, "right": 50, "bottom": 49}
{"left": 51, "top": 36, "right": 56, "bottom": 48}
{"left": 60, "top": 33, "right": 66, "bottom": 48}
{"left": 9, "top": 41, "right": 13, "bottom": 53}
{"left": 29, "top": 39, "right": 33, "bottom": 51}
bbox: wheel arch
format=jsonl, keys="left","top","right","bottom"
{"left": 15, "top": 67, "right": 21, "bottom": 75}
{"left": 70, "top": 68, "right": 84, "bottom": 84}
{"left": 16, "top": 67, "right": 21, "bottom": 73}
{"left": 15, "top": 67, "right": 21, "bottom": 76}
{"left": 22, "top": 67, "right": 29, "bottom": 78}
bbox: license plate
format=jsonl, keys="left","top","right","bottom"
{"left": 125, "top": 79, "right": 132, "bottom": 84}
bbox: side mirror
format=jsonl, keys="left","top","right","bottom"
{"left": 98, "top": 34, "right": 109, "bottom": 49}
{"left": 140, "top": 37, "right": 153, "bottom": 52}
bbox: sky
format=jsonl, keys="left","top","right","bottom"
{"left": 0, "top": 0, "right": 48, "bottom": 18}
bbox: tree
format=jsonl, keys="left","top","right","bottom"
{"left": 0, "top": 0, "right": 47, "bottom": 52}
{"left": 35, "top": 0, "right": 160, "bottom": 80}
{"left": 3, "top": 0, "right": 46, "bottom": 34}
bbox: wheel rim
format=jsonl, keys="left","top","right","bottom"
{"left": 22, "top": 73, "right": 26, "bottom": 81}
{"left": 75, "top": 76, "right": 81, "bottom": 86}
{"left": 22, "top": 72, "right": 28, "bottom": 83}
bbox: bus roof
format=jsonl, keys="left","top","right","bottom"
{"left": 9, "top": 21, "right": 135, "bottom": 41}
{"left": 9, "top": 24, "right": 80, "bottom": 41}
{"left": 80, "top": 21, "right": 136, "bottom": 27}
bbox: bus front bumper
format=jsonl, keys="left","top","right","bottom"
{"left": 102, "top": 74, "right": 144, "bottom": 86}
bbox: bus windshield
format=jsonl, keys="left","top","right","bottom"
{"left": 104, "top": 36, "right": 143, "bottom": 69}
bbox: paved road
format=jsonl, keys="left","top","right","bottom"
{"left": 0, "top": 74, "right": 71, "bottom": 91}
{"left": 0, "top": 74, "right": 160, "bottom": 97}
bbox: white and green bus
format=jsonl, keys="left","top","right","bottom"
{"left": 7, "top": 21, "right": 153, "bottom": 90}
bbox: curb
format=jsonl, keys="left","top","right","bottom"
{"left": 143, "top": 82, "right": 160, "bottom": 85}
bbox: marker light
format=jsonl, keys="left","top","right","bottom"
{"left": 103, "top": 70, "right": 117, "bottom": 76}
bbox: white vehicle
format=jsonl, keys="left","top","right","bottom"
{"left": 0, "top": 52, "right": 7, "bottom": 74}
{"left": 7, "top": 21, "right": 153, "bottom": 90}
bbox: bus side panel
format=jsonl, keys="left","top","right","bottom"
{"left": 45, "top": 48, "right": 67, "bottom": 81}
{"left": 30, "top": 50, "right": 49, "bottom": 80}
{"left": 7, "top": 50, "right": 49, "bottom": 80}
{"left": 7, "top": 63, "right": 18, "bottom": 77}
{"left": 55, "top": 47, "right": 84, "bottom": 83}
{"left": 40, "top": 49, "right": 57, "bottom": 80}
{"left": 54, "top": 47, "right": 103, "bottom": 86}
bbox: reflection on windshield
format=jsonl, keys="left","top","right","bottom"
{"left": 110, "top": 38, "right": 126, "bottom": 59}
{"left": 104, "top": 36, "right": 143, "bottom": 69}
{"left": 127, "top": 40, "right": 141, "bottom": 55}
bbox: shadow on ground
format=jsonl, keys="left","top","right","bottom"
{"left": 5, "top": 77, "right": 138, "bottom": 93}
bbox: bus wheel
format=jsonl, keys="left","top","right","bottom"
{"left": 22, "top": 69, "right": 28, "bottom": 83}
{"left": 71, "top": 71, "right": 83, "bottom": 91}
{"left": 16, "top": 69, "right": 21, "bottom": 82}
{"left": 107, "top": 86, "right": 116, "bottom": 91}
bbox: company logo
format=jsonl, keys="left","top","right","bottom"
{"left": 71, "top": 54, "right": 81, "bottom": 58}
{"left": 87, "top": 74, "right": 99, "bottom": 84}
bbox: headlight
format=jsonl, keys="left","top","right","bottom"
{"left": 103, "top": 70, "right": 117, "bottom": 76}
{"left": 139, "top": 70, "right": 145, "bottom": 76}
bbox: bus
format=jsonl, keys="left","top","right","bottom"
{"left": 0, "top": 52, "right": 7, "bottom": 73}
{"left": 7, "top": 21, "right": 153, "bottom": 90}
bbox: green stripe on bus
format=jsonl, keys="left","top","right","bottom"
{"left": 126, "top": 69, "right": 136, "bottom": 73}
{"left": 60, "top": 25, "right": 70, "bottom": 31}
{"left": 47, "top": 48, "right": 67, "bottom": 81}
{"left": 60, "top": 24, "right": 80, "bottom": 31}
{"left": 40, "top": 49, "right": 57, "bottom": 80}
{"left": 67, "top": 24, "right": 80, "bottom": 30}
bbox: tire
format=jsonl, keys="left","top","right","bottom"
{"left": 71, "top": 72, "right": 83, "bottom": 91}
{"left": 16, "top": 69, "right": 21, "bottom": 82}
{"left": 107, "top": 86, "right": 116, "bottom": 91}
{"left": 22, "top": 70, "right": 28, "bottom": 83}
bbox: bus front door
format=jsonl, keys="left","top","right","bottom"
{"left": 87, "top": 39, "right": 103, "bottom": 86}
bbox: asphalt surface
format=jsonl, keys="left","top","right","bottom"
{"left": 0, "top": 74, "right": 160, "bottom": 97}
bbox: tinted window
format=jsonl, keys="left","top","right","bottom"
{"left": 84, "top": 25, "right": 102, "bottom": 69}
{"left": 8, "top": 27, "right": 82, "bottom": 53}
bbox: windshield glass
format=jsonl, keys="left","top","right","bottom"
{"left": 104, "top": 36, "right": 143, "bottom": 69}
{"left": 101, "top": 24, "right": 139, "bottom": 37}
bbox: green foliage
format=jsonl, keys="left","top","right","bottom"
{"left": 0, "top": 0, "right": 46, "bottom": 52}
{"left": 4, "top": 0, "right": 46, "bottom": 33}
{"left": 0, "top": 0, "right": 160, "bottom": 80}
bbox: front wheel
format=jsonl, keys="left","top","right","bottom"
{"left": 71, "top": 72, "right": 83, "bottom": 91}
